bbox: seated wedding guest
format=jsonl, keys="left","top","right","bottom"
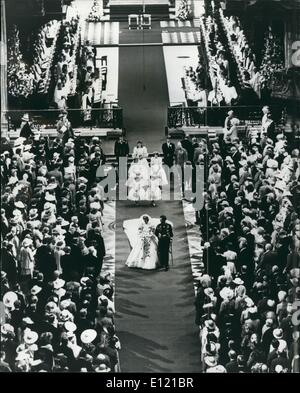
{"left": 0, "top": 129, "right": 121, "bottom": 372}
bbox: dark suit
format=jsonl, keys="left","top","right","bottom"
{"left": 155, "top": 222, "right": 173, "bottom": 269}
{"left": 236, "top": 247, "right": 254, "bottom": 273}
{"left": 114, "top": 140, "right": 129, "bottom": 159}
{"left": 231, "top": 151, "right": 241, "bottom": 168}
{"left": 181, "top": 138, "right": 194, "bottom": 162}
{"left": 225, "top": 360, "right": 239, "bottom": 373}
{"left": 61, "top": 253, "right": 74, "bottom": 281}
{"left": 20, "top": 123, "right": 34, "bottom": 139}
{"left": 162, "top": 142, "right": 175, "bottom": 167}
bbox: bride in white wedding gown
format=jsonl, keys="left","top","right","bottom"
{"left": 124, "top": 214, "right": 159, "bottom": 270}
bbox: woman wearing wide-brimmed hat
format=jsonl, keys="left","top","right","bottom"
{"left": 19, "top": 238, "right": 35, "bottom": 279}
{"left": 20, "top": 114, "right": 35, "bottom": 139}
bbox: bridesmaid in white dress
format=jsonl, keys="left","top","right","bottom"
{"left": 132, "top": 141, "right": 149, "bottom": 177}
{"left": 127, "top": 171, "right": 148, "bottom": 203}
{"left": 125, "top": 215, "right": 159, "bottom": 270}
{"left": 147, "top": 164, "right": 168, "bottom": 207}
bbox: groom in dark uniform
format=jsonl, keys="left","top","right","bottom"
{"left": 155, "top": 215, "right": 173, "bottom": 271}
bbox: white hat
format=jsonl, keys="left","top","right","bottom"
{"left": 46, "top": 183, "right": 57, "bottom": 190}
{"left": 278, "top": 291, "right": 287, "bottom": 302}
{"left": 22, "top": 317, "right": 34, "bottom": 325}
{"left": 204, "top": 356, "right": 217, "bottom": 367}
{"left": 233, "top": 277, "right": 244, "bottom": 285}
{"left": 45, "top": 193, "right": 56, "bottom": 202}
{"left": 3, "top": 291, "right": 18, "bottom": 309}
{"left": 267, "top": 159, "right": 278, "bottom": 169}
{"left": 231, "top": 118, "right": 240, "bottom": 126}
{"left": 64, "top": 321, "right": 77, "bottom": 333}
{"left": 80, "top": 329, "right": 97, "bottom": 344}
{"left": 22, "top": 238, "right": 33, "bottom": 247}
{"left": 244, "top": 297, "right": 254, "bottom": 308}
{"left": 21, "top": 113, "right": 30, "bottom": 122}
{"left": 278, "top": 340, "right": 287, "bottom": 353}
{"left": 53, "top": 278, "right": 65, "bottom": 289}
{"left": 13, "top": 209, "right": 22, "bottom": 218}
{"left": 24, "top": 330, "right": 39, "bottom": 345}
{"left": 60, "top": 309, "right": 73, "bottom": 322}
{"left": 248, "top": 306, "right": 258, "bottom": 314}
{"left": 95, "top": 364, "right": 111, "bottom": 373}
{"left": 15, "top": 201, "right": 25, "bottom": 209}
{"left": 60, "top": 299, "right": 71, "bottom": 309}
{"left": 273, "top": 328, "right": 283, "bottom": 340}
{"left": 219, "top": 287, "right": 234, "bottom": 300}
{"left": 1, "top": 323, "right": 15, "bottom": 335}
{"left": 204, "top": 287, "right": 215, "bottom": 298}
{"left": 90, "top": 202, "right": 101, "bottom": 210}
{"left": 31, "top": 285, "right": 42, "bottom": 295}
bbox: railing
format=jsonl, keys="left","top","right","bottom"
{"left": 167, "top": 105, "right": 285, "bottom": 128}
{"left": 3, "top": 107, "right": 123, "bottom": 131}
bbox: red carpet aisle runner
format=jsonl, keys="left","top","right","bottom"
{"left": 118, "top": 45, "right": 169, "bottom": 151}
{"left": 115, "top": 42, "right": 199, "bottom": 372}
{"left": 115, "top": 201, "right": 200, "bottom": 372}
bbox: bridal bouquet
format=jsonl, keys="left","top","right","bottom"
{"left": 139, "top": 227, "right": 154, "bottom": 258}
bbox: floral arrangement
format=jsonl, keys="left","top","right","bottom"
{"left": 260, "top": 26, "right": 285, "bottom": 88}
{"left": 177, "top": 0, "right": 192, "bottom": 21}
{"left": 86, "top": 0, "right": 103, "bottom": 22}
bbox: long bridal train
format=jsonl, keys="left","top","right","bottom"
{"left": 123, "top": 215, "right": 159, "bottom": 270}
{"left": 123, "top": 215, "right": 173, "bottom": 270}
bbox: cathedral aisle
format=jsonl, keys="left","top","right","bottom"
{"left": 115, "top": 201, "right": 200, "bottom": 372}
{"left": 118, "top": 45, "right": 169, "bottom": 152}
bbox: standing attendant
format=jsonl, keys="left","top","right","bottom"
{"left": 155, "top": 215, "right": 173, "bottom": 271}
{"left": 114, "top": 135, "right": 129, "bottom": 160}
{"left": 181, "top": 134, "right": 194, "bottom": 162}
{"left": 20, "top": 114, "right": 35, "bottom": 139}
{"left": 162, "top": 137, "right": 175, "bottom": 167}
{"left": 56, "top": 111, "right": 74, "bottom": 145}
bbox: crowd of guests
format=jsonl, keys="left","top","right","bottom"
{"left": 0, "top": 112, "right": 121, "bottom": 372}
{"left": 8, "top": 21, "right": 61, "bottom": 99}
{"left": 220, "top": 10, "right": 257, "bottom": 86}
{"left": 31, "top": 20, "right": 61, "bottom": 95}
{"left": 198, "top": 3, "right": 286, "bottom": 107}
{"left": 191, "top": 106, "right": 300, "bottom": 373}
{"left": 53, "top": 16, "right": 80, "bottom": 110}
{"left": 219, "top": 9, "right": 285, "bottom": 101}
{"left": 7, "top": 26, "right": 35, "bottom": 99}
{"left": 200, "top": 14, "right": 239, "bottom": 107}
{"left": 77, "top": 42, "right": 103, "bottom": 123}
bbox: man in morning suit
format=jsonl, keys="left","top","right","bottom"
{"left": 155, "top": 215, "right": 173, "bottom": 271}
{"left": 114, "top": 135, "right": 129, "bottom": 160}
{"left": 162, "top": 137, "right": 175, "bottom": 168}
